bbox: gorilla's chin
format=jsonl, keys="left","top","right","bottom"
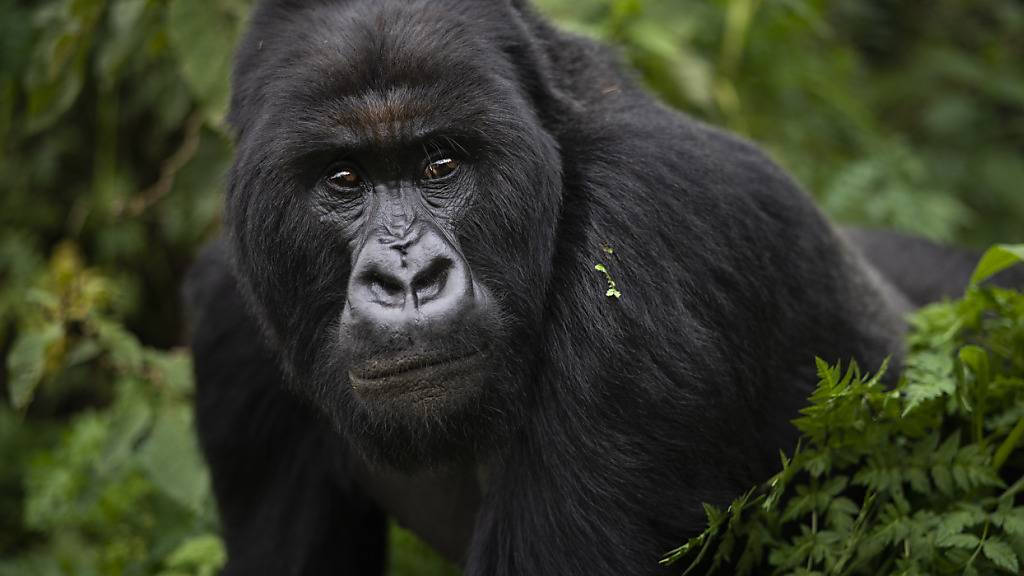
{"left": 332, "top": 355, "right": 514, "bottom": 471}
{"left": 348, "top": 348, "right": 489, "bottom": 404}
{"left": 321, "top": 302, "right": 516, "bottom": 471}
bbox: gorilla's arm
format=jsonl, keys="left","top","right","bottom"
{"left": 185, "top": 239, "right": 387, "bottom": 576}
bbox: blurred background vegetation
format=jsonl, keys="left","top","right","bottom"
{"left": 0, "top": 0, "right": 1021, "bottom": 574}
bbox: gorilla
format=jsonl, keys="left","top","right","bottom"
{"left": 184, "top": 0, "right": 1018, "bottom": 574}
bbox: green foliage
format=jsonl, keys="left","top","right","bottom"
{"left": 536, "top": 0, "right": 1024, "bottom": 245}
{"left": 594, "top": 264, "right": 623, "bottom": 299}
{"left": 0, "top": 246, "right": 222, "bottom": 576}
{"left": 664, "top": 246, "right": 1024, "bottom": 575}
{"left": 971, "top": 246, "right": 1024, "bottom": 287}
{"left": 1, "top": 0, "right": 1022, "bottom": 574}
{"left": 593, "top": 245, "right": 623, "bottom": 299}
{"left": 388, "top": 524, "right": 461, "bottom": 576}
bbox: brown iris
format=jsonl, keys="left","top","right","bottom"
{"left": 424, "top": 157, "right": 459, "bottom": 180}
{"left": 327, "top": 167, "right": 362, "bottom": 190}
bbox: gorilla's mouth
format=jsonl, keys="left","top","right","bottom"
{"left": 348, "top": 349, "right": 486, "bottom": 396}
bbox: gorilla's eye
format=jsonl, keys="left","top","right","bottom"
{"left": 326, "top": 167, "right": 363, "bottom": 191}
{"left": 423, "top": 157, "right": 459, "bottom": 181}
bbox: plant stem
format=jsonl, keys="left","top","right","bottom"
{"left": 993, "top": 417, "right": 1024, "bottom": 473}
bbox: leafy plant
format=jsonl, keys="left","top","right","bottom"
{"left": 594, "top": 264, "right": 623, "bottom": 299}
{"left": 1, "top": 0, "right": 1022, "bottom": 574}
{"left": 0, "top": 245, "right": 222, "bottom": 576}
{"left": 664, "top": 245, "right": 1024, "bottom": 575}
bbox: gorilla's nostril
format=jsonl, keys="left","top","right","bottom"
{"left": 411, "top": 257, "right": 452, "bottom": 303}
{"left": 348, "top": 233, "right": 472, "bottom": 317}
{"left": 362, "top": 270, "right": 405, "bottom": 305}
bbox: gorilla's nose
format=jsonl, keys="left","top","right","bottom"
{"left": 347, "top": 228, "right": 475, "bottom": 324}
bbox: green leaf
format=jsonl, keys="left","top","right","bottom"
{"left": 93, "top": 317, "right": 144, "bottom": 373}
{"left": 6, "top": 323, "right": 63, "bottom": 409}
{"left": 982, "top": 538, "right": 1018, "bottom": 573}
{"left": 167, "top": 0, "right": 246, "bottom": 124}
{"left": 931, "top": 465, "right": 954, "bottom": 497}
{"left": 147, "top": 350, "right": 194, "bottom": 396}
{"left": 935, "top": 533, "right": 979, "bottom": 549}
{"left": 970, "top": 244, "right": 1024, "bottom": 285}
{"left": 992, "top": 507, "right": 1024, "bottom": 537}
{"left": 64, "top": 337, "right": 102, "bottom": 367}
{"left": 94, "top": 0, "right": 149, "bottom": 86}
{"left": 23, "top": 0, "right": 105, "bottom": 133}
{"left": 826, "top": 497, "right": 858, "bottom": 531}
{"left": 959, "top": 345, "right": 990, "bottom": 387}
{"left": 936, "top": 506, "right": 986, "bottom": 539}
{"left": 97, "top": 378, "right": 153, "bottom": 474}
{"left": 387, "top": 523, "right": 460, "bottom": 576}
{"left": 159, "top": 533, "right": 226, "bottom": 576}
{"left": 902, "top": 350, "right": 955, "bottom": 415}
{"left": 138, "top": 406, "right": 211, "bottom": 514}
{"left": 594, "top": 263, "right": 622, "bottom": 299}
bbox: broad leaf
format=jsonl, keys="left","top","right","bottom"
{"left": 970, "top": 244, "right": 1024, "bottom": 285}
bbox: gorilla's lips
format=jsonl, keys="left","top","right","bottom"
{"left": 348, "top": 349, "right": 486, "bottom": 401}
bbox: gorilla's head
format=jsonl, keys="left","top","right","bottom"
{"left": 225, "top": 0, "right": 566, "bottom": 469}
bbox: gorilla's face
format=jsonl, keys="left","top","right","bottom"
{"left": 224, "top": 0, "right": 563, "bottom": 469}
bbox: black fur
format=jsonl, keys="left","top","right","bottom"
{"left": 184, "top": 1, "right": 1005, "bottom": 574}
{"left": 842, "top": 228, "right": 1024, "bottom": 306}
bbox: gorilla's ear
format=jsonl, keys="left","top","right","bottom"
{"left": 499, "top": 0, "right": 583, "bottom": 129}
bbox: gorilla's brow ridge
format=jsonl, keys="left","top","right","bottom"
{"left": 286, "top": 97, "right": 496, "bottom": 159}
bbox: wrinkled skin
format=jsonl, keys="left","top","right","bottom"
{"left": 184, "top": 1, "right": 1009, "bottom": 574}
